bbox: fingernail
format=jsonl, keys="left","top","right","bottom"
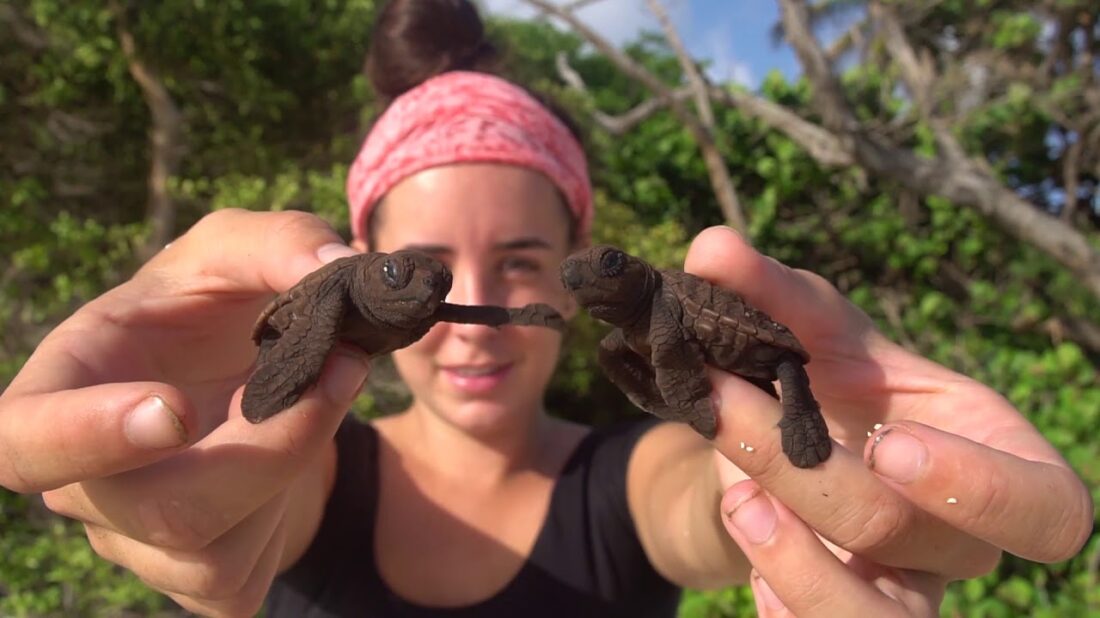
{"left": 126, "top": 396, "right": 187, "bottom": 449}
{"left": 322, "top": 349, "right": 370, "bottom": 403}
{"left": 316, "top": 242, "right": 358, "bottom": 264}
{"left": 726, "top": 489, "right": 777, "bottom": 544}
{"left": 869, "top": 428, "right": 927, "bottom": 483}
{"left": 753, "top": 572, "right": 785, "bottom": 611}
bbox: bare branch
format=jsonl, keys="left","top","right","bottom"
{"left": 555, "top": 52, "right": 693, "bottom": 134}
{"left": 777, "top": 0, "right": 854, "bottom": 131}
{"left": 554, "top": 51, "right": 587, "bottom": 92}
{"left": 1061, "top": 133, "right": 1082, "bottom": 221}
{"left": 705, "top": 85, "right": 855, "bottom": 167}
{"left": 646, "top": 0, "right": 716, "bottom": 127}
{"left": 0, "top": 4, "right": 49, "bottom": 50}
{"left": 869, "top": 3, "right": 933, "bottom": 111}
{"left": 869, "top": 1, "right": 964, "bottom": 160}
{"left": 527, "top": 0, "right": 747, "bottom": 232}
{"left": 557, "top": 45, "right": 854, "bottom": 164}
{"left": 563, "top": 0, "right": 604, "bottom": 10}
{"left": 109, "top": 0, "right": 184, "bottom": 261}
{"left": 826, "top": 17, "right": 867, "bottom": 64}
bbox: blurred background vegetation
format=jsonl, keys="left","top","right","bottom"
{"left": 1, "top": 0, "right": 1097, "bottom": 616}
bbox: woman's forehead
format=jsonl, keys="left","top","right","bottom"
{"left": 375, "top": 164, "right": 571, "bottom": 248}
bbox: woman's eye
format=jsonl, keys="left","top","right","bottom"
{"left": 500, "top": 256, "right": 540, "bottom": 275}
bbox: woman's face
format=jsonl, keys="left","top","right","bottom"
{"left": 363, "top": 163, "right": 578, "bottom": 435}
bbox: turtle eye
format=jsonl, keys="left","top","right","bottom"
{"left": 600, "top": 249, "right": 626, "bottom": 276}
{"left": 382, "top": 259, "right": 405, "bottom": 289}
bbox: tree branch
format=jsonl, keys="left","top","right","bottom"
{"left": 778, "top": 0, "right": 1100, "bottom": 301}
{"left": 646, "top": 0, "right": 715, "bottom": 127}
{"left": 526, "top": 0, "right": 748, "bottom": 233}
{"left": 555, "top": 53, "right": 694, "bottom": 134}
{"left": 1061, "top": 132, "right": 1083, "bottom": 221}
{"left": 869, "top": 1, "right": 964, "bottom": 160}
{"left": 704, "top": 84, "right": 856, "bottom": 167}
{"left": 556, "top": 45, "right": 854, "bottom": 167}
{"left": 109, "top": 0, "right": 184, "bottom": 261}
{"left": 777, "top": 0, "right": 855, "bottom": 132}
{"left": 0, "top": 3, "right": 49, "bottom": 50}
{"left": 563, "top": 0, "right": 604, "bottom": 10}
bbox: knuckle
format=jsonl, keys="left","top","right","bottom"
{"left": 1038, "top": 470, "right": 1095, "bottom": 562}
{"left": 954, "top": 463, "right": 1011, "bottom": 534}
{"left": 726, "top": 432, "right": 789, "bottom": 482}
{"left": 828, "top": 491, "right": 911, "bottom": 554}
{"left": 0, "top": 442, "right": 41, "bottom": 494}
{"left": 197, "top": 207, "right": 247, "bottom": 229}
{"left": 269, "top": 209, "right": 332, "bottom": 241}
{"left": 782, "top": 568, "right": 832, "bottom": 613}
{"left": 184, "top": 555, "right": 253, "bottom": 601}
{"left": 138, "top": 495, "right": 225, "bottom": 552}
{"left": 174, "top": 587, "right": 267, "bottom": 618}
{"left": 0, "top": 465, "right": 36, "bottom": 494}
{"left": 83, "top": 525, "right": 116, "bottom": 561}
{"left": 213, "top": 592, "right": 268, "bottom": 618}
{"left": 968, "top": 546, "right": 1004, "bottom": 577}
{"left": 273, "top": 421, "right": 308, "bottom": 460}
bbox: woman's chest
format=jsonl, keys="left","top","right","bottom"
{"left": 372, "top": 465, "right": 557, "bottom": 607}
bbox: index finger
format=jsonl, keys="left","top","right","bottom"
{"left": 710, "top": 369, "right": 1002, "bottom": 579}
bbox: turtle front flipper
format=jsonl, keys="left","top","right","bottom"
{"left": 652, "top": 342, "right": 716, "bottom": 440}
{"left": 242, "top": 291, "right": 347, "bottom": 423}
{"left": 774, "top": 354, "right": 832, "bottom": 468}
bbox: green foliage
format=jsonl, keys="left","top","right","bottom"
{"left": 0, "top": 492, "right": 168, "bottom": 616}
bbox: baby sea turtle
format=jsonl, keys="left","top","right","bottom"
{"left": 560, "top": 245, "right": 831, "bottom": 468}
{"left": 242, "top": 250, "right": 565, "bottom": 422}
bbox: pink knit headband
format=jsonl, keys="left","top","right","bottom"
{"left": 346, "top": 71, "right": 592, "bottom": 242}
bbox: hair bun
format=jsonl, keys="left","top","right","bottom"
{"left": 367, "top": 0, "right": 498, "bottom": 103}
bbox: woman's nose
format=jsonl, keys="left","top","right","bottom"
{"left": 444, "top": 267, "right": 501, "bottom": 308}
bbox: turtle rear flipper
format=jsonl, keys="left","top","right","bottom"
{"left": 775, "top": 354, "right": 831, "bottom": 468}
{"left": 242, "top": 291, "right": 347, "bottom": 423}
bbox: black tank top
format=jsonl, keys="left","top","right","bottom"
{"left": 264, "top": 416, "right": 681, "bottom": 617}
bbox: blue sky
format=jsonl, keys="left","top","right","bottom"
{"left": 480, "top": 0, "right": 803, "bottom": 89}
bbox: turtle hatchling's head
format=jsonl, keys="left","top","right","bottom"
{"left": 559, "top": 245, "right": 653, "bottom": 326}
{"left": 357, "top": 250, "right": 453, "bottom": 328}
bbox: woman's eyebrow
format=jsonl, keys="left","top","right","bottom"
{"left": 403, "top": 243, "right": 453, "bottom": 256}
{"left": 494, "top": 237, "right": 552, "bottom": 251}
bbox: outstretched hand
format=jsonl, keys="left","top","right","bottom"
{"left": 686, "top": 226, "right": 1092, "bottom": 609}
{"left": 0, "top": 209, "right": 369, "bottom": 616}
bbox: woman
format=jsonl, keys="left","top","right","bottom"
{"left": 0, "top": 1, "right": 1090, "bottom": 616}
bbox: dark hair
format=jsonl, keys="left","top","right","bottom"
{"left": 367, "top": 0, "right": 498, "bottom": 104}
{"left": 366, "top": 0, "right": 583, "bottom": 142}
{"left": 362, "top": 0, "right": 586, "bottom": 249}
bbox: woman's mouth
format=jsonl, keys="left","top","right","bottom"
{"left": 441, "top": 363, "right": 513, "bottom": 393}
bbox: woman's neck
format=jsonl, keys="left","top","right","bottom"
{"left": 392, "top": 403, "right": 558, "bottom": 490}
